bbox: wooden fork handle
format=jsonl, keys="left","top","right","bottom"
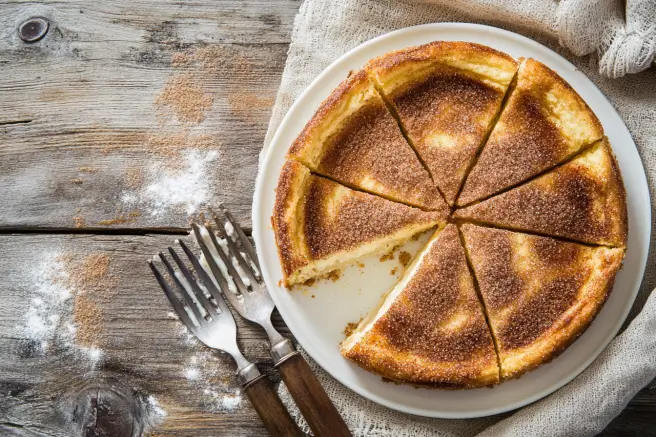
{"left": 277, "top": 353, "right": 352, "bottom": 437}
{"left": 244, "top": 376, "right": 304, "bottom": 437}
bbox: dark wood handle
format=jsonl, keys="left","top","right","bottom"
{"left": 244, "top": 376, "right": 304, "bottom": 437}
{"left": 277, "top": 354, "right": 352, "bottom": 437}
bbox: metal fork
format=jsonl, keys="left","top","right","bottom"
{"left": 192, "top": 206, "right": 351, "bottom": 437}
{"left": 148, "top": 241, "right": 303, "bottom": 437}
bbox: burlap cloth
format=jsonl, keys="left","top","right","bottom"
{"left": 262, "top": 1, "right": 656, "bottom": 435}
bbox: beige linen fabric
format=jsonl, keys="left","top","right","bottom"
{"left": 264, "top": 1, "right": 656, "bottom": 435}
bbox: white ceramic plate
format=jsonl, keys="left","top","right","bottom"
{"left": 252, "top": 23, "right": 651, "bottom": 418}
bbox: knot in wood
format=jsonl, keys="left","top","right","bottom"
{"left": 58, "top": 379, "right": 148, "bottom": 437}
{"left": 19, "top": 18, "right": 49, "bottom": 43}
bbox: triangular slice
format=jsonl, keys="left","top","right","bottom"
{"left": 288, "top": 70, "right": 445, "bottom": 211}
{"left": 273, "top": 161, "right": 446, "bottom": 287}
{"left": 341, "top": 225, "right": 499, "bottom": 388}
{"left": 366, "top": 41, "right": 518, "bottom": 205}
{"left": 458, "top": 58, "right": 604, "bottom": 206}
{"left": 461, "top": 224, "right": 624, "bottom": 380}
{"left": 454, "top": 138, "right": 627, "bottom": 247}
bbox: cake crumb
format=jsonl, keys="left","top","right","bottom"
{"left": 343, "top": 319, "right": 362, "bottom": 337}
{"left": 398, "top": 251, "right": 412, "bottom": 267}
{"left": 78, "top": 166, "right": 99, "bottom": 174}
{"left": 411, "top": 233, "right": 422, "bottom": 241}
{"left": 302, "top": 278, "right": 316, "bottom": 287}
{"left": 380, "top": 251, "right": 395, "bottom": 262}
{"left": 390, "top": 267, "right": 397, "bottom": 275}
{"left": 327, "top": 270, "right": 341, "bottom": 282}
{"left": 70, "top": 178, "right": 83, "bottom": 185}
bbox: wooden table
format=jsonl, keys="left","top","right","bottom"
{"left": 0, "top": 2, "right": 653, "bottom": 436}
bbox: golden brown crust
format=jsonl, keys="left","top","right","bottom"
{"left": 273, "top": 43, "right": 626, "bottom": 386}
{"left": 458, "top": 58, "right": 604, "bottom": 206}
{"left": 366, "top": 42, "right": 518, "bottom": 205}
{"left": 288, "top": 70, "right": 445, "bottom": 211}
{"left": 454, "top": 138, "right": 628, "bottom": 247}
{"left": 366, "top": 41, "right": 517, "bottom": 83}
{"left": 341, "top": 225, "right": 499, "bottom": 388}
{"left": 273, "top": 160, "right": 445, "bottom": 286}
{"left": 271, "top": 160, "right": 312, "bottom": 279}
{"left": 461, "top": 224, "right": 624, "bottom": 379}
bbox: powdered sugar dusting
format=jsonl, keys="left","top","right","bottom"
{"left": 121, "top": 149, "right": 219, "bottom": 217}
{"left": 169, "top": 313, "right": 243, "bottom": 413}
{"left": 16, "top": 251, "right": 105, "bottom": 367}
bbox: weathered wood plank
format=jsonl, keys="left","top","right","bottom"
{"left": 0, "top": 233, "right": 292, "bottom": 436}
{"left": 0, "top": 1, "right": 296, "bottom": 231}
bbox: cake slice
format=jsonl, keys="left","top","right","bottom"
{"left": 341, "top": 225, "right": 499, "bottom": 388}
{"left": 273, "top": 161, "right": 446, "bottom": 287}
{"left": 288, "top": 70, "right": 445, "bottom": 211}
{"left": 366, "top": 41, "right": 518, "bottom": 205}
{"left": 457, "top": 58, "right": 604, "bottom": 206}
{"left": 454, "top": 138, "right": 627, "bottom": 247}
{"left": 461, "top": 224, "right": 624, "bottom": 379}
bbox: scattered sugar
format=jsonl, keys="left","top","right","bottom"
{"left": 16, "top": 251, "right": 109, "bottom": 367}
{"left": 121, "top": 150, "right": 219, "bottom": 217}
{"left": 221, "top": 392, "right": 242, "bottom": 411}
{"left": 146, "top": 395, "right": 168, "bottom": 419}
{"left": 202, "top": 388, "right": 243, "bottom": 412}
{"left": 185, "top": 367, "right": 200, "bottom": 381}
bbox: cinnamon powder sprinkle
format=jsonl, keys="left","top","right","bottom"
{"left": 58, "top": 253, "right": 115, "bottom": 349}
{"left": 76, "top": 254, "right": 110, "bottom": 286}
{"left": 228, "top": 93, "right": 274, "bottom": 120}
{"left": 146, "top": 132, "right": 219, "bottom": 158}
{"left": 73, "top": 214, "right": 86, "bottom": 229}
{"left": 97, "top": 214, "right": 138, "bottom": 226}
{"left": 78, "top": 166, "right": 99, "bottom": 174}
{"left": 155, "top": 73, "right": 214, "bottom": 124}
{"left": 73, "top": 293, "right": 103, "bottom": 348}
{"left": 124, "top": 166, "right": 144, "bottom": 189}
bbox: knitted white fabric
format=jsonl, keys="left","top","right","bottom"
{"left": 264, "top": 1, "right": 656, "bottom": 435}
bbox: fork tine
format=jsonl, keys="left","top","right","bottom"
{"left": 168, "top": 246, "right": 218, "bottom": 319}
{"left": 148, "top": 260, "right": 197, "bottom": 331}
{"left": 191, "top": 223, "right": 245, "bottom": 313}
{"left": 162, "top": 249, "right": 206, "bottom": 323}
{"left": 216, "top": 204, "right": 261, "bottom": 273}
{"left": 176, "top": 239, "right": 224, "bottom": 317}
{"left": 205, "top": 222, "right": 254, "bottom": 295}
{"left": 210, "top": 210, "right": 260, "bottom": 290}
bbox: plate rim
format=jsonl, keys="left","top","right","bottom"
{"left": 252, "top": 22, "right": 651, "bottom": 418}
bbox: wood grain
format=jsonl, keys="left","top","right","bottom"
{"left": 0, "top": 233, "right": 291, "bottom": 437}
{"left": 244, "top": 376, "right": 304, "bottom": 437}
{"left": 0, "top": 1, "right": 296, "bottom": 231}
{"left": 277, "top": 354, "right": 352, "bottom": 437}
